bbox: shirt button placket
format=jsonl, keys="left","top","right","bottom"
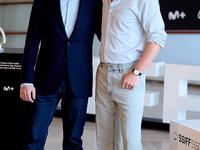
{"left": 105, "top": 9, "right": 112, "bottom": 62}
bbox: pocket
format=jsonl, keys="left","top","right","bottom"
{"left": 98, "top": 63, "right": 103, "bottom": 69}
{"left": 122, "top": 67, "right": 145, "bottom": 88}
{"left": 80, "top": 62, "right": 93, "bottom": 90}
{"left": 112, "top": 9, "right": 138, "bottom": 25}
{"left": 122, "top": 66, "right": 133, "bottom": 76}
{"left": 113, "top": 9, "right": 133, "bottom": 16}
{"left": 139, "top": 72, "right": 145, "bottom": 87}
{"left": 139, "top": 72, "right": 146, "bottom": 95}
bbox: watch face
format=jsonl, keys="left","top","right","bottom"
{"left": 134, "top": 69, "right": 140, "bottom": 75}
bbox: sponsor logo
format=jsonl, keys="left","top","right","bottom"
{"left": 169, "top": 11, "right": 186, "bottom": 20}
{"left": 198, "top": 10, "right": 200, "bottom": 19}
{"left": 178, "top": 134, "right": 191, "bottom": 146}
{"left": 173, "top": 132, "right": 191, "bottom": 146}
{"left": 3, "top": 86, "right": 14, "bottom": 91}
{"left": 172, "top": 132, "right": 200, "bottom": 149}
{"left": 173, "top": 132, "right": 178, "bottom": 140}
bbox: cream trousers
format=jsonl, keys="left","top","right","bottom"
{"left": 96, "top": 61, "right": 145, "bottom": 150}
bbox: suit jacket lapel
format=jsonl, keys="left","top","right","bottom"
{"left": 69, "top": 0, "right": 87, "bottom": 39}
{"left": 47, "top": 0, "right": 68, "bottom": 39}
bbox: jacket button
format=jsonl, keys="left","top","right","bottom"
{"left": 63, "top": 58, "right": 67, "bottom": 61}
{"left": 67, "top": 42, "right": 70, "bottom": 45}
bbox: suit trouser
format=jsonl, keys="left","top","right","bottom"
{"left": 96, "top": 61, "right": 145, "bottom": 150}
{"left": 23, "top": 79, "right": 88, "bottom": 150}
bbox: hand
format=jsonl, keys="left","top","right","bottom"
{"left": 20, "top": 85, "right": 36, "bottom": 103}
{"left": 121, "top": 72, "right": 140, "bottom": 90}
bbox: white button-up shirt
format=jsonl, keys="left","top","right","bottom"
{"left": 100, "top": 0, "right": 167, "bottom": 64}
{"left": 60, "top": 0, "right": 80, "bottom": 38}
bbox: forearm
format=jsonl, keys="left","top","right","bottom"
{"left": 134, "top": 42, "right": 161, "bottom": 73}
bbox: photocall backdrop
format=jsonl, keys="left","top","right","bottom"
{"left": 159, "top": 0, "right": 200, "bottom": 31}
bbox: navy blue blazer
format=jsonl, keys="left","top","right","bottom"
{"left": 21, "top": 0, "right": 102, "bottom": 97}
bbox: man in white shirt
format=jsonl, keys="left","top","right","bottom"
{"left": 96, "top": 0, "right": 167, "bottom": 149}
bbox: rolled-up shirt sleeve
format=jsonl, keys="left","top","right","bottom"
{"left": 140, "top": 0, "right": 167, "bottom": 48}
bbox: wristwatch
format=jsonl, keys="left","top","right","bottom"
{"left": 132, "top": 69, "right": 142, "bottom": 76}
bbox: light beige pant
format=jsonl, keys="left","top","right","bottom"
{"left": 96, "top": 61, "right": 145, "bottom": 150}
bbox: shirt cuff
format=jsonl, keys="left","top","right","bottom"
{"left": 21, "top": 83, "right": 34, "bottom": 88}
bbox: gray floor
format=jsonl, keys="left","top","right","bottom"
{"left": 45, "top": 117, "right": 169, "bottom": 150}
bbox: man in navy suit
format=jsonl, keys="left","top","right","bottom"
{"left": 20, "top": 0, "right": 102, "bottom": 149}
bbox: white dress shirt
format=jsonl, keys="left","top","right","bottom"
{"left": 21, "top": 0, "right": 80, "bottom": 87}
{"left": 100, "top": 0, "right": 167, "bottom": 64}
{"left": 60, "top": 0, "right": 80, "bottom": 38}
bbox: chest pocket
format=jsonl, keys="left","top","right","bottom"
{"left": 111, "top": 9, "right": 139, "bottom": 30}
{"left": 112, "top": 9, "right": 133, "bottom": 20}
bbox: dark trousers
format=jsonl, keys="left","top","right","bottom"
{"left": 23, "top": 79, "right": 88, "bottom": 150}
